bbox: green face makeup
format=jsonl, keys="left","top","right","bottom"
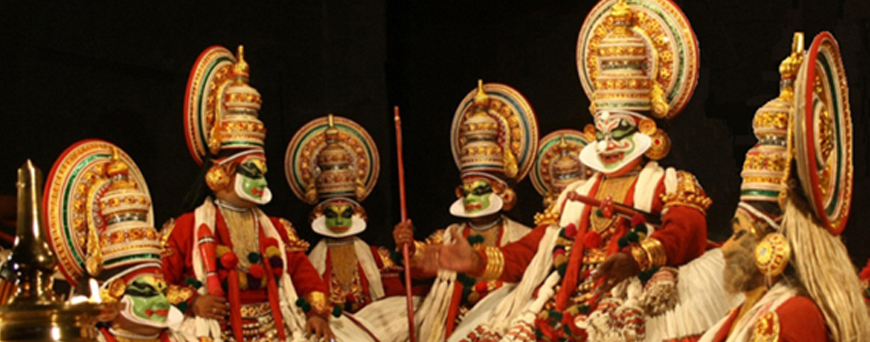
{"left": 595, "top": 118, "right": 639, "bottom": 170}
{"left": 461, "top": 179, "right": 493, "bottom": 214}
{"left": 125, "top": 275, "right": 171, "bottom": 324}
{"left": 237, "top": 159, "right": 269, "bottom": 201}
{"left": 324, "top": 204, "right": 354, "bottom": 233}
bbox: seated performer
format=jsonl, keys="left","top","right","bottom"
{"left": 530, "top": 130, "right": 590, "bottom": 211}
{"left": 434, "top": 1, "right": 738, "bottom": 341}
{"left": 393, "top": 80, "right": 539, "bottom": 342}
{"left": 284, "top": 114, "right": 408, "bottom": 313}
{"left": 163, "top": 45, "right": 333, "bottom": 342}
{"left": 44, "top": 140, "right": 180, "bottom": 342}
{"left": 698, "top": 32, "right": 870, "bottom": 342}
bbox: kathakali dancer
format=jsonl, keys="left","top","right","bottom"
{"left": 44, "top": 140, "right": 179, "bottom": 342}
{"left": 163, "top": 45, "right": 333, "bottom": 342}
{"left": 530, "top": 130, "right": 591, "bottom": 211}
{"left": 699, "top": 32, "right": 870, "bottom": 342}
{"left": 286, "top": 114, "right": 418, "bottom": 342}
{"left": 438, "top": 0, "right": 739, "bottom": 341}
{"left": 393, "top": 80, "right": 539, "bottom": 342}
{"left": 285, "top": 114, "right": 409, "bottom": 312}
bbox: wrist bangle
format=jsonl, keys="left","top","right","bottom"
{"left": 640, "top": 238, "right": 667, "bottom": 268}
{"left": 480, "top": 247, "right": 504, "bottom": 280}
{"left": 629, "top": 245, "right": 651, "bottom": 271}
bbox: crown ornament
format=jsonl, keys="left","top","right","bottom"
{"left": 186, "top": 45, "right": 266, "bottom": 166}
{"left": 531, "top": 130, "right": 590, "bottom": 208}
{"left": 577, "top": 0, "right": 699, "bottom": 162}
{"left": 286, "top": 115, "right": 379, "bottom": 206}
{"left": 45, "top": 140, "right": 161, "bottom": 286}
{"left": 739, "top": 31, "right": 853, "bottom": 236}
{"left": 451, "top": 80, "right": 538, "bottom": 185}
{"left": 740, "top": 34, "right": 804, "bottom": 205}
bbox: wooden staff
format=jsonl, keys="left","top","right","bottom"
{"left": 394, "top": 106, "right": 416, "bottom": 342}
{"left": 565, "top": 192, "right": 662, "bottom": 227}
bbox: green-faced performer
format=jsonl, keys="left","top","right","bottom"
{"left": 45, "top": 140, "right": 182, "bottom": 342}
{"left": 392, "top": 80, "right": 539, "bottom": 341}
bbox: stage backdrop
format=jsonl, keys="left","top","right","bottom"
{"left": 1, "top": 0, "right": 868, "bottom": 266}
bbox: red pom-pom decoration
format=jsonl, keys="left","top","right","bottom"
{"left": 630, "top": 214, "right": 645, "bottom": 227}
{"left": 584, "top": 231, "right": 602, "bottom": 249}
{"left": 220, "top": 252, "right": 239, "bottom": 269}
{"left": 474, "top": 281, "right": 488, "bottom": 293}
{"left": 249, "top": 264, "right": 265, "bottom": 279}
{"left": 564, "top": 223, "right": 578, "bottom": 239}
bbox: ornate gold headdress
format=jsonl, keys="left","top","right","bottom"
{"left": 451, "top": 80, "right": 538, "bottom": 184}
{"left": 531, "top": 130, "right": 590, "bottom": 207}
{"left": 185, "top": 45, "right": 266, "bottom": 166}
{"left": 45, "top": 140, "right": 161, "bottom": 288}
{"left": 577, "top": 0, "right": 700, "bottom": 160}
{"left": 285, "top": 114, "right": 379, "bottom": 206}
{"left": 740, "top": 32, "right": 854, "bottom": 280}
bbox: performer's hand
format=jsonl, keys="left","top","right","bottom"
{"left": 438, "top": 227, "right": 482, "bottom": 274}
{"left": 393, "top": 219, "right": 415, "bottom": 251}
{"left": 191, "top": 294, "right": 229, "bottom": 324}
{"left": 305, "top": 315, "right": 334, "bottom": 341}
{"left": 593, "top": 251, "right": 640, "bottom": 293}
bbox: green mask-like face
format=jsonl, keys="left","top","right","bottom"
{"left": 461, "top": 179, "right": 493, "bottom": 214}
{"left": 324, "top": 204, "right": 354, "bottom": 234}
{"left": 594, "top": 116, "right": 639, "bottom": 170}
{"left": 236, "top": 159, "right": 269, "bottom": 202}
{"left": 126, "top": 275, "right": 171, "bottom": 324}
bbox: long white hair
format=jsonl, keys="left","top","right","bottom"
{"left": 781, "top": 192, "right": 870, "bottom": 342}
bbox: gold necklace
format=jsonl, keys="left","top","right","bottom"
{"left": 220, "top": 208, "right": 259, "bottom": 272}
{"left": 588, "top": 175, "right": 637, "bottom": 234}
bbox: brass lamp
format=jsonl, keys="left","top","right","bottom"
{"left": 0, "top": 160, "right": 115, "bottom": 342}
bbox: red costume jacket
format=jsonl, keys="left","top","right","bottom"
{"left": 707, "top": 296, "right": 827, "bottom": 342}
{"left": 163, "top": 210, "right": 326, "bottom": 304}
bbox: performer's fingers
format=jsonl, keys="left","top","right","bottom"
{"left": 305, "top": 320, "right": 314, "bottom": 338}
{"left": 314, "top": 324, "right": 325, "bottom": 340}
{"left": 592, "top": 262, "right": 610, "bottom": 281}
{"left": 214, "top": 305, "right": 229, "bottom": 316}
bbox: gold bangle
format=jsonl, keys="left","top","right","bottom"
{"left": 630, "top": 245, "right": 652, "bottom": 271}
{"left": 306, "top": 291, "right": 331, "bottom": 316}
{"left": 640, "top": 238, "right": 667, "bottom": 268}
{"left": 480, "top": 247, "right": 504, "bottom": 280}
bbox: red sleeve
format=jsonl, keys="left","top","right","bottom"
{"left": 370, "top": 246, "right": 408, "bottom": 298}
{"left": 651, "top": 206, "right": 707, "bottom": 266}
{"left": 162, "top": 213, "right": 195, "bottom": 285}
{"left": 471, "top": 224, "right": 548, "bottom": 283}
{"left": 776, "top": 296, "right": 827, "bottom": 342}
{"left": 648, "top": 176, "right": 708, "bottom": 267}
{"left": 270, "top": 217, "right": 328, "bottom": 297}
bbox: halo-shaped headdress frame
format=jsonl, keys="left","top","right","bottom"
{"left": 531, "top": 129, "right": 590, "bottom": 197}
{"left": 43, "top": 139, "right": 154, "bottom": 286}
{"left": 184, "top": 46, "right": 237, "bottom": 166}
{"left": 451, "top": 82, "right": 539, "bottom": 183}
{"left": 285, "top": 115, "right": 380, "bottom": 204}
{"left": 577, "top": 0, "right": 700, "bottom": 120}
{"left": 793, "top": 32, "right": 852, "bottom": 235}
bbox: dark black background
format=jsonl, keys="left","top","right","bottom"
{"left": 1, "top": 1, "right": 868, "bottom": 268}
